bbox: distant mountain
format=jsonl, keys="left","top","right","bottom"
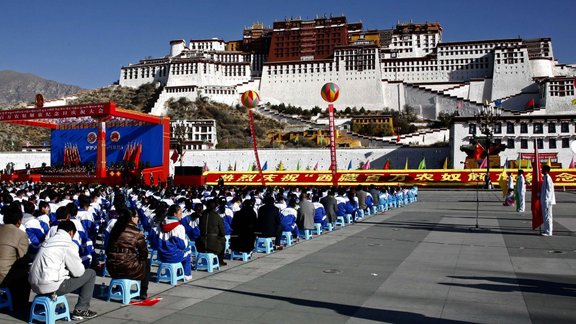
{"left": 0, "top": 70, "right": 83, "bottom": 105}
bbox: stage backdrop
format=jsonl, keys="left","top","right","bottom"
{"left": 51, "top": 125, "right": 164, "bottom": 167}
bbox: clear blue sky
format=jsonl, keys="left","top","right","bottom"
{"left": 1, "top": 0, "right": 574, "bottom": 89}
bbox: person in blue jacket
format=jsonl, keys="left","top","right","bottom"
{"left": 156, "top": 204, "right": 191, "bottom": 280}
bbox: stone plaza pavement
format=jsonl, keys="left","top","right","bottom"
{"left": 2, "top": 189, "right": 575, "bottom": 323}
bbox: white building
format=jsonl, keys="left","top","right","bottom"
{"left": 119, "top": 19, "right": 576, "bottom": 119}
{"left": 171, "top": 119, "right": 218, "bottom": 150}
{"left": 451, "top": 114, "right": 576, "bottom": 169}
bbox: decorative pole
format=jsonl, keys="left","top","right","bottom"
{"left": 321, "top": 83, "right": 340, "bottom": 187}
{"left": 241, "top": 90, "right": 266, "bottom": 186}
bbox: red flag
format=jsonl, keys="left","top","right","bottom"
{"left": 396, "top": 134, "right": 401, "bottom": 142}
{"left": 313, "top": 162, "right": 319, "bottom": 170}
{"left": 383, "top": 160, "right": 390, "bottom": 170}
{"left": 132, "top": 143, "right": 142, "bottom": 168}
{"left": 63, "top": 145, "right": 69, "bottom": 165}
{"left": 531, "top": 140, "right": 543, "bottom": 230}
{"left": 526, "top": 98, "right": 535, "bottom": 109}
{"left": 479, "top": 157, "right": 488, "bottom": 169}
{"left": 123, "top": 143, "right": 131, "bottom": 161}
{"left": 473, "top": 143, "right": 485, "bottom": 160}
{"left": 362, "top": 160, "right": 371, "bottom": 170}
{"left": 233, "top": 161, "right": 237, "bottom": 171}
{"left": 170, "top": 150, "right": 179, "bottom": 163}
{"left": 75, "top": 145, "right": 81, "bottom": 164}
{"left": 569, "top": 157, "right": 574, "bottom": 169}
{"left": 203, "top": 162, "right": 209, "bottom": 172}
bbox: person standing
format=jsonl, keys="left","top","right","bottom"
{"left": 0, "top": 203, "right": 30, "bottom": 309}
{"left": 29, "top": 220, "right": 98, "bottom": 320}
{"left": 504, "top": 172, "right": 515, "bottom": 206}
{"left": 515, "top": 170, "right": 526, "bottom": 212}
{"left": 540, "top": 165, "right": 556, "bottom": 236}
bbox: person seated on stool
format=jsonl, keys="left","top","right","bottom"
{"left": 0, "top": 202, "right": 31, "bottom": 310}
{"left": 156, "top": 204, "right": 192, "bottom": 280}
{"left": 196, "top": 199, "right": 227, "bottom": 266}
{"left": 230, "top": 199, "right": 257, "bottom": 253}
{"left": 106, "top": 208, "right": 149, "bottom": 300}
{"left": 29, "top": 220, "right": 98, "bottom": 321}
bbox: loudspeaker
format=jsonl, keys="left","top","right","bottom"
{"left": 175, "top": 166, "right": 203, "bottom": 176}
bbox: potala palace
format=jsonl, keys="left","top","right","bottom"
{"left": 119, "top": 16, "right": 576, "bottom": 119}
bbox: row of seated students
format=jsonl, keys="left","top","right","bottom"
{"left": 0, "top": 181, "right": 417, "bottom": 320}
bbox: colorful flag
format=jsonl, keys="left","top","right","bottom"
{"left": 383, "top": 160, "right": 390, "bottom": 170}
{"left": 203, "top": 162, "right": 209, "bottom": 172}
{"left": 347, "top": 160, "right": 352, "bottom": 170}
{"left": 233, "top": 161, "right": 237, "bottom": 171}
{"left": 570, "top": 157, "right": 574, "bottom": 168}
{"left": 442, "top": 157, "right": 448, "bottom": 170}
{"left": 262, "top": 161, "right": 268, "bottom": 171}
{"left": 547, "top": 158, "right": 552, "bottom": 167}
{"left": 484, "top": 99, "right": 490, "bottom": 106}
{"left": 277, "top": 161, "right": 285, "bottom": 171}
{"left": 170, "top": 150, "right": 179, "bottom": 163}
{"left": 495, "top": 99, "right": 502, "bottom": 107}
{"left": 418, "top": 157, "right": 426, "bottom": 170}
{"left": 479, "top": 157, "right": 488, "bottom": 169}
{"left": 296, "top": 160, "right": 301, "bottom": 171}
{"left": 531, "top": 140, "right": 543, "bottom": 230}
{"left": 313, "top": 162, "right": 319, "bottom": 170}
{"left": 218, "top": 162, "right": 222, "bottom": 171}
{"left": 457, "top": 100, "right": 464, "bottom": 109}
{"left": 362, "top": 160, "right": 371, "bottom": 170}
{"left": 526, "top": 98, "right": 535, "bottom": 108}
{"left": 404, "top": 157, "right": 409, "bottom": 170}
{"left": 473, "top": 143, "right": 484, "bottom": 160}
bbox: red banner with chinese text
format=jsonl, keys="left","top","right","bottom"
{"left": 203, "top": 169, "right": 576, "bottom": 187}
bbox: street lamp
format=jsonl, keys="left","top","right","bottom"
{"left": 474, "top": 102, "right": 501, "bottom": 189}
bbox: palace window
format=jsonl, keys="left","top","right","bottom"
{"left": 533, "top": 123, "right": 543, "bottom": 134}
{"left": 494, "top": 123, "right": 502, "bottom": 134}
{"left": 506, "top": 122, "right": 515, "bottom": 134}
{"left": 549, "top": 139, "right": 557, "bottom": 149}
{"left": 562, "top": 138, "right": 570, "bottom": 148}
{"left": 561, "top": 122, "right": 570, "bottom": 132}
{"left": 520, "top": 139, "right": 528, "bottom": 149}
{"left": 507, "top": 138, "right": 515, "bottom": 149}
{"left": 468, "top": 124, "right": 476, "bottom": 135}
{"left": 548, "top": 122, "right": 556, "bottom": 133}
{"left": 520, "top": 123, "right": 528, "bottom": 133}
{"left": 537, "top": 139, "right": 544, "bottom": 149}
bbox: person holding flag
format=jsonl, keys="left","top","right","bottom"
{"left": 540, "top": 165, "right": 556, "bottom": 236}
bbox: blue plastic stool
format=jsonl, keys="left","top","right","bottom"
{"left": 29, "top": 295, "right": 70, "bottom": 324}
{"left": 300, "top": 230, "right": 312, "bottom": 240}
{"left": 156, "top": 262, "right": 186, "bottom": 285}
{"left": 280, "top": 231, "right": 293, "bottom": 246}
{"left": 323, "top": 223, "right": 334, "bottom": 232}
{"left": 149, "top": 249, "right": 161, "bottom": 267}
{"left": 335, "top": 216, "right": 346, "bottom": 227}
{"left": 225, "top": 235, "right": 231, "bottom": 253}
{"left": 107, "top": 279, "right": 141, "bottom": 305}
{"left": 255, "top": 237, "right": 274, "bottom": 253}
{"left": 188, "top": 241, "right": 198, "bottom": 259}
{"left": 230, "top": 251, "right": 252, "bottom": 261}
{"left": 196, "top": 253, "right": 220, "bottom": 272}
{"left": 0, "top": 287, "right": 13, "bottom": 311}
{"left": 344, "top": 214, "right": 353, "bottom": 224}
{"left": 371, "top": 206, "right": 378, "bottom": 214}
{"left": 311, "top": 223, "right": 322, "bottom": 236}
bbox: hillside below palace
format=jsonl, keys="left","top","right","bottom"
{"left": 119, "top": 16, "right": 576, "bottom": 119}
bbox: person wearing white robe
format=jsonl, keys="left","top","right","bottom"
{"left": 540, "top": 165, "right": 556, "bottom": 236}
{"left": 516, "top": 170, "right": 526, "bottom": 212}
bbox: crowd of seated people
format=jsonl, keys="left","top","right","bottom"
{"left": 0, "top": 180, "right": 418, "bottom": 320}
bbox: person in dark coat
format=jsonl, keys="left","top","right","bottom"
{"left": 256, "top": 195, "right": 282, "bottom": 247}
{"left": 230, "top": 199, "right": 257, "bottom": 253}
{"left": 196, "top": 199, "right": 227, "bottom": 266}
{"left": 320, "top": 189, "right": 337, "bottom": 224}
{"left": 106, "top": 208, "right": 149, "bottom": 300}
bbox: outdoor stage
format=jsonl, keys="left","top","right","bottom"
{"left": 0, "top": 102, "right": 170, "bottom": 186}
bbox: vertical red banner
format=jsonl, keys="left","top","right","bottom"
{"left": 249, "top": 109, "right": 265, "bottom": 186}
{"left": 96, "top": 120, "right": 107, "bottom": 178}
{"left": 328, "top": 104, "right": 337, "bottom": 186}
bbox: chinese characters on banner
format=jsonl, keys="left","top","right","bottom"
{"left": 204, "top": 170, "right": 576, "bottom": 187}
